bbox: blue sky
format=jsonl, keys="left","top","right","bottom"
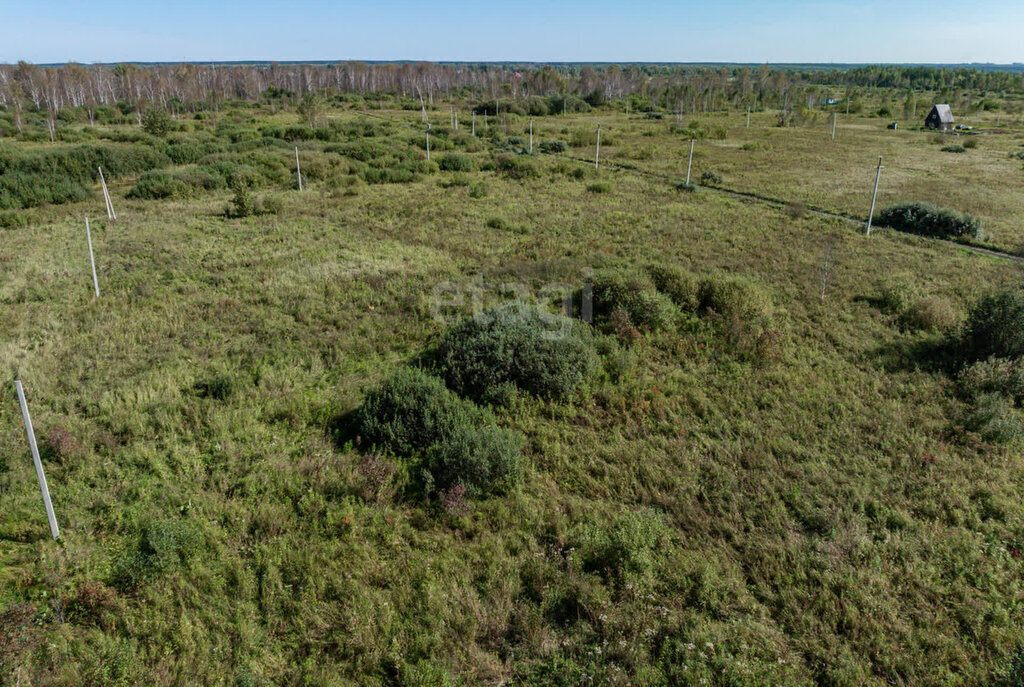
{"left": 2, "top": 0, "right": 1023, "bottom": 64}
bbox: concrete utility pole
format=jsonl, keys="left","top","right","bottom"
{"left": 529, "top": 119, "right": 533, "bottom": 153}
{"left": 15, "top": 381, "right": 59, "bottom": 541}
{"left": 831, "top": 112, "right": 837, "bottom": 140}
{"left": 746, "top": 107, "right": 750, "bottom": 129}
{"left": 426, "top": 131, "right": 430, "bottom": 161}
{"left": 595, "top": 127, "right": 601, "bottom": 170}
{"left": 686, "top": 139, "right": 695, "bottom": 185}
{"left": 866, "top": 156, "right": 883, "bottom": 235}
{"left": 85, "top": 217, "right": 99, "bottom": 298}
{"left": 295, "top": 147, "right": 302, "bottom": 191}
{"left": 472, "top": 111, "right": 475, "bottom": 136}
{"left": 98, "top": 167, "right": 116, "bottom": 220}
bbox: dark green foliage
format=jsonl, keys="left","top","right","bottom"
{"left": 942, "top": 144, "right": 966, "bottom": 153}
{"left": 468, "top": 181, "right": 488, "bottom": 198}
{"left": 141, "top": 107, "right": 173, "bottom": 137}
{"left": 959, "top": 358, "right": 1024, "bottom": 405}
{"left": 0, "top": 143, "right": 169, "bottom": 209}
{"left": 356, "top": 368, "right": 472, "bottom": 456}
{"left": 0, "top": 210, "right": 29, "bottom": 229}
{"left": 589, "top": 269, "right": 676, "bottom": 332}
{"left": 355, "top": 368, "right": 523, "bottom": 497}
{"left": 647, "top": 264, "right": 701, "bottom": 312}
{"left": 674, "top": 180, "right": 698, "bottom": 192}
{"left": 495, "top": 154, "right": 538, "bottom": 179}
{"left": 961, "top": 394, "right": 1024, "bottom": 444}
{"left": 586, "top": 182, "right": 612, "bottom": 194}
{"left": 875, "top": 202, "right": 983, "bottom": 240}
{"left": 698, "top": 274, "right": 775, "bottom": 326}
{"left": 228, "top": 172, "right": 257, "bottom": 218}
{"left": 423, "top": 423, "right": 523, "bottom": 498}
{"left": 961, "top": 288, "right": 1024, "bottom": 362}
{"left": 0, "top": 172, "right": 92, "bottom": 210}
{"left": 438, "top": 153, "right": 475, "bottom": 172}
{"left": 436, "top": 305, "right": 597, "bottom": 405}
{"left": 539, "top": 140, "right": 568, "bottom": 154}
{"left": 112, "top": 518, "right": 200, "bottom": 590}
{"left": 127, "top": 166, "right": 227, "bottom": 199}
{"left": 700, "top": 170, "right": 722, "bottom": 185}
{"left": 165, "top": 140, "right": 226, "bottom": 164}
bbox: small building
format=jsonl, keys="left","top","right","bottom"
{"left": 925, "top": 104, "right": 955, "bottom": 131}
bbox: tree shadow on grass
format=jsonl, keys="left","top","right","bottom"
{"left": 869, "top": 334, "right": 960, "bottom": 376}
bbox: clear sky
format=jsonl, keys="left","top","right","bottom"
{"left": 2, "top": 0, "right": 1023, "bottom": 65}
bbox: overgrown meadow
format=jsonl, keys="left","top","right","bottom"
{"left": 2, "top": 92, "right": 1024, "bottom": 686}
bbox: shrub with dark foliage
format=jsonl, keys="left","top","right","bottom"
{"left": 875, "top": 202, "right": 982, "bottom": 240}
{"left": 356, "top": 368, "right": 523, "bottom": 496}
{"left": 437, "top": 305, "right": 597, "bottom": 405}
{"left": 960, "top": 288, "right": 1024, "bottom": 362}
{"left": 589, "top": 269, "right": 676, "bottom": 332}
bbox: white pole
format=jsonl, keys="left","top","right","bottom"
{"left": 529, "top": 119, "right": 533, "bottom": 153}
{"left": 484, "top": 112, "right": 487, "bottom": 129}
{"left": 85, "top": 217, "right": 99, "bottom": 298}
{"left": 15, "top": 381, "right": 59, "bottom": 541}
{"left": 595, "top": 127, "right": 601, "bottom": 170}
{"left": 295, "top": 146, "right": 302, "bottom": 191}
{"left": 746, "top": 107, "right": 750, "bottom": 129}
{"left": 426, "top": 132, "right": 430, "bottom": 160}
{"left": 98, "top": 166, "right": 115, "bottom": 220}
{"left": 686, "top": 139, "right": 695, "bottom": 185}
{"left": 454, "top": 108, "right": 458, "bottom": 130}
{"left": 831, "top": 112, "right": 837, "bottom": 140}
{"left": 866, "top": 155, "right": 883, "bottom": 236}
{"left": 472, "top": 112, "right": 475, "bottom": 136}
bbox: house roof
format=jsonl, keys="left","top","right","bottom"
{"left": 930, "top": 104, "right": 955, "bottom": 123}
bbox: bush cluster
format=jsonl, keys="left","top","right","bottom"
{"left": 589, "top": 269, "right": 677, "bottom": 333}
{"left": 438, "top": 153, "right": 475, "bottom": 172}
{"left": 495, "top": 154, "right": 538, "bottom": 179}
{"left": 576, "top": 510, "right": 667, "bottom": 582}
{"left": 437, "top": 305, "right": 597, "bottom": 406}
{"left": 874, "top": 202, "right": 983, "bottom": 240}
{"left": 356, "top": 368, "right": 523, "bottom": 498}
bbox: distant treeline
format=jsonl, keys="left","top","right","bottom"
{"left": 1, "top": 61, "right": 1022, "bottom": 131}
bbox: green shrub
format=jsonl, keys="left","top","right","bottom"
{"left": 959, "top": 358, "right": 1024, "bottom": 405}
{"left": 647, "top": 264, "right": 701, "bottom": 312}
{"left": 576, "top": 510, "right": 667, "bottom": 582}
{"left": 438, "top": 153, "right": 475, "bottom": 172}
{"left": 698, "top": 274, "right": 775, "bottom": 328}
{"left": 875, "top": 202, "right": 983, "bottom": 240}
{"left": 165, "top": 140, "right": 226, "bottom": 164}
{"left": 495, "top": 154, "right": 537, "bottom": 179}
{"left": 961, "top": 394, "right": 1024, "bottom": 444}
{"left": 0, "top": 210, "right": 29, "bottom": 229}
{"left": 112, "top": 518, "right": 200, "bottom": 590}
{"left": 355, "top": 368, "right": 523, "bottom": 497}
{"left": 589, "top": 269, "right": 677, "bottom": 332}
{"left": 961, "top": 288, "right": 1024, "bottom": 362}
{"left": 437, "top": 305, "right": 597, "bottom": 405}
{"left": 586, "top": 182, "right": 612, "bottom": 194}
{"left": 228, "top": 174, "right": 256, "bottom": 218}
{"left": 126, "top": 171, "right": 191, "bottom": 200}
{"left": 423, "top": 423, "right": 523, "bottom": 498}
{"left": 674, "top": 180, "right": 698, "bottom": 192}
{"left": 539, "top": 140, "right": 568, "bottom": 154}
{"left": 141, "top": 107, "right": 173, "bottom": 137}
{"left": 468, "top": 181, "right": 488, "bottom": 198}
{"left": 700, "top": 170, "right": 722, "bottom": 185}
{"left": 941, "top": 144, "right": 966, "bottom": 153}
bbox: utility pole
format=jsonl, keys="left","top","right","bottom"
{"left": 295, "top": 146, "right": 302, "bottom": 191}
{"left": 831, "top": 112, "right": 837, "bottom": 140}
{"left": 85, "top": 217, "right": 99, "bottom": 298}
{"left": 595, "top": 127, "right": 601, "bottom": 170}
{"left": 866, "top": 156, "right": 883, "bottom": 235}
{"left": 686, "top": 139, "right": 695, "bottom": 185}
{"left": 529, "top": 119, "right": 533, "bottom": 153}
{"left": 15, "top": 381, "right": 59, "bottom": 541}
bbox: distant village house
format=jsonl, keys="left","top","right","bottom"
{"left": 925, "top": 104, "right": 955, "bottom": 130}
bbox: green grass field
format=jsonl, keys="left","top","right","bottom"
{"left": 2, "top": 100, "right": 1024, "bottom": 686}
